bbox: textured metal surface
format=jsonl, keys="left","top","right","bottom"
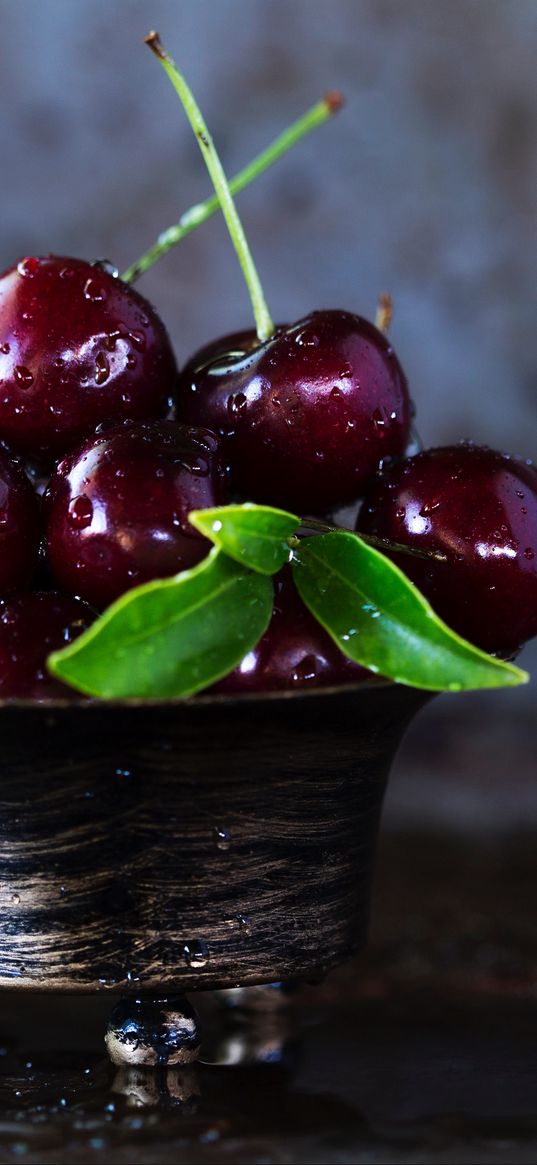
{"left": 0, "top": 684, "right": 425, "bottom": 991}
{"left": 1, "top": 831, "right": 537, "bottom": 1164}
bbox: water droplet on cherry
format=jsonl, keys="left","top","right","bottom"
{"left": 68, "top": 495, "right": 93, "bottom": 529}
{"left": 14, "top": 366, "right": 33, "bottom": 389}
{"left": 95, "top": 352, "right": 110, "bottom": 385}
{"left": 228, "top": 392, "right": 247, "bottom": 416}
{"left": 292, "top": 654, "right": 318, "bottom": 684}
{"left": 17, "top": 257, "right": 40, "bottom": 277}
{"left": 84, "top": 278, "right": 107, "bottom": 303}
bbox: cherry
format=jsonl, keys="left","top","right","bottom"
{"left": 177, "top": 310, "right": 412, "bottom": 513}
{"left": 213, "top": 567, "right": 373, "bottom": 693}
{"left": 146, "top": 46, "right": 411, "bottom": 515}
{"left": 0, "top": 444, "right": 40, "bottom": 593}
{"left": 0, "top": 592, "right": 94, "bottom": 699}
{"left": 357, "top": 444, "right": 537, "bottom": 655}
{"left": 44, "top": 420, "right": 227, "bottom": 609}
{"left": 0, "top": 256, "right": 177, "bottom": 462}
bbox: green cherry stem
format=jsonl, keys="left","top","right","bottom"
{"left": 122, "top": 91, "right": 343, "bottom": 285}
{"left": 299, "top": 517, "right": 448, "bottom": 563}
{"left": 146, "top": 30, "right": 274, "bottom": 342}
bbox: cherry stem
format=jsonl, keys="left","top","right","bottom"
{"left": 297, "top": 518, "right": 448, "bottom": 563}
{"left": 122, "top": 93, "right": 342, "bottom": 285}
{"left": 146, "top": 31, "right": 274, "bottom": 343}
{"left": 375, "top": 292, "right": 393, "bottom": 334}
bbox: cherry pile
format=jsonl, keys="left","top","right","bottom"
{"left": 2, "top": 36, "right": 537, "bottom": 699}
{"left": 1, "top": 248, "right": 536, "bottom": 700}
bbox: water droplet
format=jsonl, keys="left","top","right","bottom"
{"left": 395, "top": 507, "right": 405, "bottom": 522}
{"left": 14, "top": 365, "right": 33, "bottom": 389}
{"left": 126, "top": 352, "right": 137, "bottom": 369}
{"left": 0, "top": 343, "right": 10, "bottom": 354}
{"left": 228, "top": 392, "right": 247, "bottom": 416}
{"left": 213, "top": 825, "right": 232, "bottom": 851}
{"left": 94, "top": 352, "right": 110, "bottom": 385}
{"left": 84, "top": 278, "right": 107, "bottom": 302}
{"left": 339, "top": 363, "right": 352, "bottom": 378}
{"left": 68, "top": 495, "right": 93, "bottom": 529}
{"left": 272, "top": 395, "right": 281, "bottom": 408}
{"left": 91, "top": 258, "right": 119, "bottom": 278}
{"left": 516, "top": 490, "right": 525, "bottom": 499}
{"left": 237, "top": 914, "right": 252, "bottom": 936}
{"left": 11, "top": 894, "right": 20, "bottom": 905}
{"left": 295, "top": 328, "right": 319, "bottom": 347}
{"left": 372, "top": 408, "right": 386, "bottom": 434}
{"left": 129, "top": 330, "right": 146, "bottom": 351}
{"left": 183, "top": 940, "right": 209, "bottom": 968}
{"left": 521, "top": 506, "right": 528, "bottom": 515}
{"left": 523, "top": 547, "right": 534, "bottom": 560}
{"left": 17, "top": 256, "right": 40, "bottom": 277}
{"left": 292, "top": 654, "right": 318, "bottom": 684}
{"left": 330, "top": 386, "right": 342, "bottom": 400}
{"left": 420, "top": 499, "right": 441, "bottom": 517}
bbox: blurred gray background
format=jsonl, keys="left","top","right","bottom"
{"left": 1, "top": 0, "right": 536, "bottom": 831}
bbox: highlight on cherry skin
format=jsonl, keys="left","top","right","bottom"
{"left": 0, "top": 592, "right": 94, "bottom": 700}
{"left": 357, "top": 443, "right": 537, "bottom": 655}
{"left": 0, "top": 255, "right": 177, "bottom": 464}
{"left": 177, "top": 309, "right": 413, "bottom": 513}
{"left": 44, "top": 420, "right": 228, "bottom": 610}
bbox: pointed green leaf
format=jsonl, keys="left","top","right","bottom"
{"left": 292, "top": 531, "right": 528, "bottom": 691}
{"left": 189, "top": 503, "right": 299, "bottom": 575}
{"left": 48, "top": 549, "right": 273, "bottom": 699}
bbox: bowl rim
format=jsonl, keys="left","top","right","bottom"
{"left": 0, "top": 676, "right": 398, "bottom": 712}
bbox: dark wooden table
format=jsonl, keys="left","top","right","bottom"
{"left": 1, "top": 830, "right": 537, "bottom": 1164}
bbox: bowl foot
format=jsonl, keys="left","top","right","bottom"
{"left": 104, "top": 994, "right": 200, "bottom": 1067}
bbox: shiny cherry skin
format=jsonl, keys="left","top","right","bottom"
{"left": 0, "top": 255, "right": 177, "bottom": 462}
{"left": 44, "top": 420, "right": 227, "bottom": 609}
{"left": 177, "top": 310, "right": 412, "bottom": 513}
{"left": 0, "top": 592, "right": 94, "bottom": 699}
{"left": 0, "top": 444, "right": 40, "bottom": 593}
{"left": 357, "top": 444, "right": 537, "bottom": 654}
{"left": 214, "top": 567, "right": 374, "bottom": 693}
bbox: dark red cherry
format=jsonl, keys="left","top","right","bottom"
{"left": 177, "top": 310, "right": 412, "bottom": 512}
{"left": 214, "top": 567, "right": 373, "bottom": 693}
{"left": 0, "top": 256, "right": 177, "bottom": 462}
{"left": 44, "top": 420, "right": 227, "bottom": 609}
{"left": 357, "top": 444, "right": 537, "bottom": 654}
{"left": 0, "top": 445, "right": 40, "bottom": 593}
{"left": 0, "top": 592, "right": 94, "bottom": 699}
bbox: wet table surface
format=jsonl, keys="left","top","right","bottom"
{"left": 1, "top": 830, "right": 537, "bottom": 1165}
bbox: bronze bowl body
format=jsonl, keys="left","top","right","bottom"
{"left": 0, "top": 683, "right": 426, "bottom": 993}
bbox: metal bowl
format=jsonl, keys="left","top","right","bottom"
{"left": 0, "top": 682, "right": 427, "bottom": 994}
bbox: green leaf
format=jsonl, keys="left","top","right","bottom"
{"left": 48, "top": 548, "right": 273, "bottom": 699}
{"left": 189, "top": 503, "right": 299, "bottom": 575}
{"left": 292, "top": 531, "right": 528, "bottom": 692}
